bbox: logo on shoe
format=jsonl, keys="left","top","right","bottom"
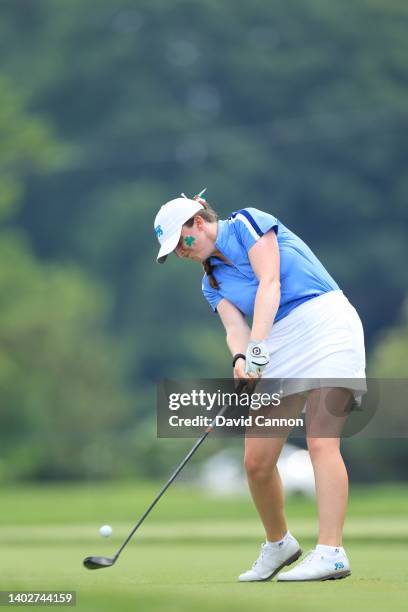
{"left": 334, "top": 562, "right": 345, "bottom": 570}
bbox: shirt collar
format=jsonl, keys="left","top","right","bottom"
{"left": 214, "top": 219, "right": 229, "bottom": 253}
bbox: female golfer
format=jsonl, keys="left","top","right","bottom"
{"left": 153, "top": 190, "right": 366, "bottom": 582}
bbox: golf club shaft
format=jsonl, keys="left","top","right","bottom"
{"left": 114, "top": 379, "right": 249, "bottom": 560}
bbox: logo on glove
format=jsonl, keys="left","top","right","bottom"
{"left": 245, "top": 340, "right": 270, "bottom": 375}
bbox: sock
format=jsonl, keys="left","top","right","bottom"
{"left": 265, "top": 531, "right": 291, "bottom": 548}
{"left": 315, "top": 544, "right": 344, "bottom": 556}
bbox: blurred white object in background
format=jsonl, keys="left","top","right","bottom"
{"left": 278, "top": 444, "right": 315, "bottom": 497}
{"left": 200, "top": 443, "right": 315, "bottom": 497}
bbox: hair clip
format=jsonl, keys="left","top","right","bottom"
{"left": 180, "top": 188, "right": 207, "bottom": 203}
{"left": 195, "top": 187, "right": 207, "bottom": 200}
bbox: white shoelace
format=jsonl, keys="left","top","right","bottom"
{"left": 296, "top": 550, "right": 323, "bottom": 567}
{"left": 252, "top": 543, "right": 268, "bottom": 569}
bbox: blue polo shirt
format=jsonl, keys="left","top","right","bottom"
{"left": 202, "top": 208, "right": 339, "bottom": 322}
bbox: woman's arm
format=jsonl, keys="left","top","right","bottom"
{"left": 217, "top": 298, "right": 251, "bottom": 378}
{"left": 216, "top": 230, "right": 280, "bottom": 377}
{"left": 248, "top": 230, "right": 281, "bottom": 342}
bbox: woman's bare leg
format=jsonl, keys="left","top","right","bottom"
{"left": 244, "top": 394, "right": 305, "bottom": 541}
{"left": 244, "top": 439, "right": 288, "bottom": 541}
{"left": 306, "top": 388, "right": 351, "bottom": 546}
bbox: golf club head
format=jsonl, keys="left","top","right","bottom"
{"left": 83, "top": 555, "right": 116, "bottom": 570}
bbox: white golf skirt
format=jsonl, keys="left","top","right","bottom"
{"left": 262, "top": 290, "right": 367, "bottom": 402}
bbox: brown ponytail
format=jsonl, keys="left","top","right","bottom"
{"left": 184, "top": 195, "right": 219, "bottom": 289}
{"left": 203, "top": 258, "right": 219, "bottom": 289}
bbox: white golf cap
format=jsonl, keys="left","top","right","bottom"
{"left": 154, "top": 197, "right": 204, "bottom": 263}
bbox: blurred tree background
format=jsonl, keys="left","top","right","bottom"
{"left": 0, "top": 0, "right": 407, "bottom": 482}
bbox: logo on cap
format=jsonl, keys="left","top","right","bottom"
{"left": 154, "top": 225, "right": 163, "bottom": 238}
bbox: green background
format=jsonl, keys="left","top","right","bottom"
{"left": 0, "top": 0, "right": 407, "bottom": 483}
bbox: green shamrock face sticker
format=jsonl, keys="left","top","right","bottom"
{"left": 183, "top": 235, "right": 196, "bottom": 247}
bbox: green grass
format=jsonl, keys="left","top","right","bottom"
{"left": 1, "top": 482, "right": 408, "bottom": 611}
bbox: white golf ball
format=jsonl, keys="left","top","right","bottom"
{"left": 99, "top": 524, "right": 112, "bottom": 538}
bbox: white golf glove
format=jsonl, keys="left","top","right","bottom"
{"left": 245, "top": 340, "right": 270, "bottom": 376}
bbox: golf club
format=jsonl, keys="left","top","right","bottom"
{"left": 83, "top": 379, "right": 251, "bottom": 570}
